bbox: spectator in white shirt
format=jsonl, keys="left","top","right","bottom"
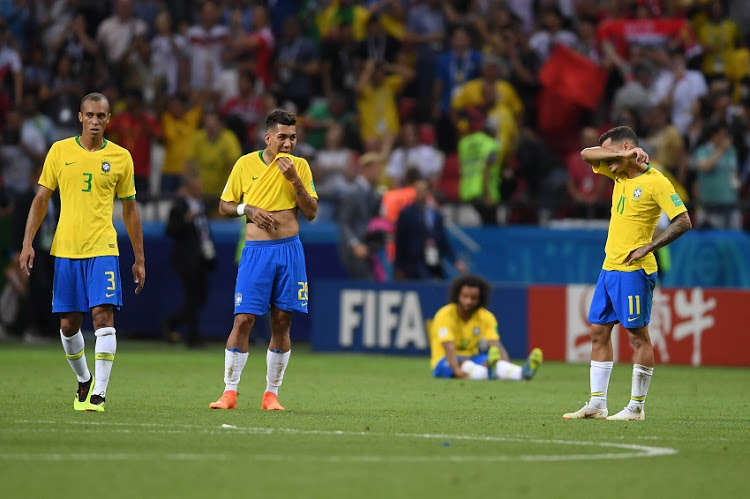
{"left": 651, "top": 48, "right": 709, "bottom": 135}
{"left": 386, "top": 122, "right": 444, "bottom": 188}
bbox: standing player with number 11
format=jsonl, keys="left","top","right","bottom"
{"left": 563, "top": 126, "right": 691, "bottom": 421}
{"left": 20, "top": 92, "right": 146, "bottom": 412}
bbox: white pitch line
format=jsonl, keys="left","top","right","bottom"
{"left": 2, "top": 420, "right": 678, "bottom": 462}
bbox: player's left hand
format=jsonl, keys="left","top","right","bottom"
{"left": 132, "top": 262, "right": 146, "bottom": 295}
{"left": 625, "top": 247, "right": 649, "bottom": 266}
{"left": 276, "top": 157, "right": 299, "bottom": 181}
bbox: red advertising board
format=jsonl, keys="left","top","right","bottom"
{"left": 529, "top": 285, "right": 750, "bottom": 367}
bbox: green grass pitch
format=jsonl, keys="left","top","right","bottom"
{"left": 1, "top": 341, "right": 749, "bottom": 499}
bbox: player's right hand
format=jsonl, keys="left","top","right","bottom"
{"left": 247, "top": 205, "right": 276, "bottom": 230}
{"left": 19, "top": 246, "right": 34, "bottom": 276}
{"left": 454, "top": 369, "right": 468, "bottom": 379}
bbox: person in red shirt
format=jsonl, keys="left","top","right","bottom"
{"left": 107, "top": 89, "right": 162, "bottom": 199}
{"left": 564, "top": 127, "right": 612, "bottom": 219}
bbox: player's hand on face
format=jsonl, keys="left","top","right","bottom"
{"left": 247, "top": 206, "right": 276, "bottom": 230}
{"left": 625, "top": 246, "right": 648, "bottom": 266}
{"left": 19, "top": 247, "right": 34, "bottom": 276}
{"left": 132, "top": 262, "right": 146, "bottom": 295}
{"left": 632, "top": 147, "right": 649, "bottom": 164}
{"left": 276, "top": 157, "right": 298, "bottom": 181}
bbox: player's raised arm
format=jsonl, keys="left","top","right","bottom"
{"left": 19, "top": 185, "right": 54, "bottom": 276}
{"left": 580, "top": 146, "right": 649, "bottom": 166}
{"left": 276, "top": 157, "right": 318, "bottom": 221}
{"left": 121, "top": 198, "right": 146, "bottom": 294}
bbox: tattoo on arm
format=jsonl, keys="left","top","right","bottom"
{"left": 649, "top": 212, "right": 691, "bottom": 253}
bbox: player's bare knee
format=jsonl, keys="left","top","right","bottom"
{"left": 233, "top": 313, "right": 256, "bottom": 332}
{"left": 91, "top": 305, "right": 114, "bottom": 330}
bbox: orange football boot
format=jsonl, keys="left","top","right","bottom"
{"left": 209, "top": 390, "right": 237, "bottom": 409}
{"left": 260, "top": 391, "right": 285, "bottom": 411}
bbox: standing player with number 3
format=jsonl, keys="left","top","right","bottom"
{"left": 20, "top": 92, "right": 146, "bottom": 412}
{"left": 563, "top": 126, "right": 691, "bottom": 421}
{"left": 209, "top": 109, "right": 318, "bottom": 411}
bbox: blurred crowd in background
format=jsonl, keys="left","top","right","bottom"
{"left": 2, "top": 0, "right": 750, "bottom": 340}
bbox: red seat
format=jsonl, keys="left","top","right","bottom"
{"left": 435, "top": 153, "right": 459, "bottom": 202}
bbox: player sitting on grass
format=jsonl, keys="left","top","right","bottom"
{"left": 429, "top": 274, "right": 543, "bottom": 380}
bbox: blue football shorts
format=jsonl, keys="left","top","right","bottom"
{"left": 52, "top": 256, "right": 123, "bottom": 313}
{"left": 588, "top": 269, "right": 657, "bottom": 329}
{"left": 234, "top": 235, "right": 309, "bottom": 315}
{"left": 433, "top": 353, "right": 488, "bottom": 378}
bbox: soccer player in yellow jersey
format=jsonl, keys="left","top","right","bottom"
{"left": 209, "top": 109, "right": 318, "bottom": 411}
{"left": 563, "top": 126, "right": 692, "bottom": 421}
{"left": 19, "top": 92, "right": 146, "bottom": 412}
{"left": 430, "top": 275, "right": 543, "bottom": 381}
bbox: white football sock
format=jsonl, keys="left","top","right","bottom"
{"left": 60, "top": 330, "right": 90, "bottom": 382}
{"left": 265, "top": 349, "right": 290, "bottom": 395}
{"left": 92, "top": 327, "right": 116, "bottom": 397}
{"left": 589, "top": 360, "right": 613, "bottom": 408}
{"left": 459, "top": 360, "right": 488, "bottom": 380}
{"left": 224, "top": 349, "right": 249, "bottom": 392}
{"left": 493, "top": 360, "right": 523, "bottom": 380}
{"left": 627, "top": 363, "right": 653, "bottom": 409}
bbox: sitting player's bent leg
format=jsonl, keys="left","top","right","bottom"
{"left": 460, "top": 360, "right": 489, "bottom": 380}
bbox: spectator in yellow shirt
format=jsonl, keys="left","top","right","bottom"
{"left": 187, "top": 112, "right": 242, "bottom": 217}
{"left": 161, "top": 93, "right": 203, "bottom": 194}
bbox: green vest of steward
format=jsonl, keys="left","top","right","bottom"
{"left": 457, "top": 131, "right": 501, "bottom": 203}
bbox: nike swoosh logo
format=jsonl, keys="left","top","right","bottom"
{"left": 65, "top": 161, "right": 77, "bottom": 166}
{"left": 627, "top": 316, "right": 639, "bottom": 322}
{"left": 105, "top": 293, "right": 115, "bottom": 298}
{"left": 301, "top": 302, "right": 308, "bottom": 307}
{"left": 252, "top": 176, "right": 259, "bottom": 180}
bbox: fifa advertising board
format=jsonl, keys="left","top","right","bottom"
{"left": 529, "top": 285, "right": 750, "bottom": 367}
{"left": 310, "top": 281, "right": 529, "bottom": 359}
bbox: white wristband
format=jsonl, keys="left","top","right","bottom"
{"left": 236, "top": 203, "right": 247, "bottom": 216}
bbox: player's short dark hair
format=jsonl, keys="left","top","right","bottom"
{"left": 449, "top": 274, "right": 491, "bottom": 308}
{"left": 266, "top": 109, "right": 296, "bottom": 131}
{"left": 599, "top": 126, "right": 638, "bottom": 146}
{"left": 80, "top": 92, "right": 110, "bottom": 112}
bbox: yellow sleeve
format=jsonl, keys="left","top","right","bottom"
{"left": 295, "top": 157, "right": 319, "bottom": 199}
{"left": 451, "top": 85, "right": 469, "bottom": 111}
{"left": 117, "top": 151, "right": 137, "bottom": 199}
{"left": 654, "top": 174, "right": 687, "bottom": 220}
{"left": 220, "top": 156, "right": 246, "bottom": 203}
{"left": 38, "top": 143, "right": 59, "bottom": 192}
{"left": 480, "top": 310, "right": 500, "bottom": 342}
{"left": 592, "top": 160, "right": 616, "bottom": 180}
{"left": 431, "top": 308, "right": 455, "bottom": 344}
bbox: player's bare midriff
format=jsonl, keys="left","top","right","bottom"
{"left": 245, "top": 208, "right": 300, "bottom": 240}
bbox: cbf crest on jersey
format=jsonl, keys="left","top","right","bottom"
{"left": 473, "top": 327, "right": 480, "bottom": 336}
{"left": 633, "top": 186, "right": 643, "bottom": 199}
{"left": 101, "top": 160, "right": 111, "bottom": 173}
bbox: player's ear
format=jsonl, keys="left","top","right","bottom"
{"left": 78, "top": 112, "right": 83, "bottom": 123}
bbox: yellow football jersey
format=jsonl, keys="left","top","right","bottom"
{"left": 429, "top": 303, "right": 500, "bottom": 369}
{"left": 594, "top": 162, "right": 687, "bottom": 273}
{"left": 221, "top": 151, "right": 318, "bottom": 211}
{"left": 38, "top": 136, "right": 136, "bottom": 258}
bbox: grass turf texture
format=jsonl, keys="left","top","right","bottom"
{"left": 1, "top": 341, "right": 748, "bottom": 499}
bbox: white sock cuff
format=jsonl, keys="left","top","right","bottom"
{"left": 591, "top": 360, "right": 614, "bottom": 369}
{"left": 267, "top": 349, "right": 291, "bottom": 360}
{"left": 634, "top": 363, "right": 654, "bottom": 376}
{"left": 60, "top": 330, "right": 84, "bottom": 354}
{"left": 94, "top": 327, "right": 116, "bottom": 337}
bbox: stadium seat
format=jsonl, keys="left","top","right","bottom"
{"left": 435, "top": 152, "right": 459, "bottom": 202}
